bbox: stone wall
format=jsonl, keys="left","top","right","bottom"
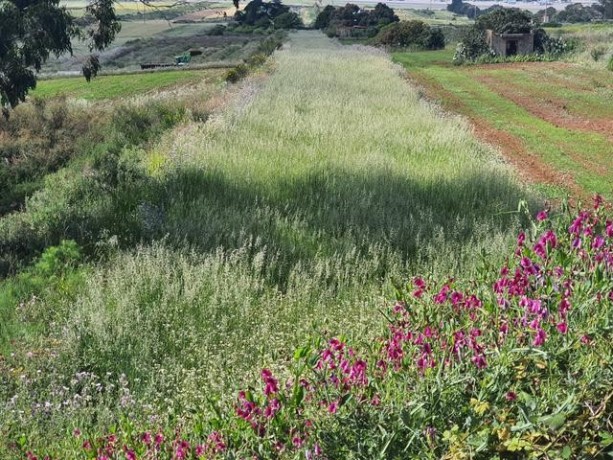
{"left": 485, "top": 29, "right": 534, "bottom": 57}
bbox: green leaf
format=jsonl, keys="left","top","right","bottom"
{"left": 561, "top": 445, "right": 572, "bottom": 459}
{"left": 293, "top": 346, "right": 309, "bottom": 360}
{"left": 538, "top": 412, "right": 566, "bottom": 430}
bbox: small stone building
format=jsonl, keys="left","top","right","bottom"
{"left": 485, "top": 29, "right": 534, "bottom": 57}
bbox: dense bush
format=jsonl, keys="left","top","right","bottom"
{"left": 372, "top": 20, "right": 445, "bottom": 50}
{"left": 13, "top": 198, "right": 613, "bottom": 458}
{"left": 453, "top": 28, "right": 492, "bottom": 64}
{"left": 0, "top": 98, "right": 104, "bottom": 215}
{"left": 476, "top": 8, "right": 533, "bottom": 33}
{"left": 234, "top": 0, "right": 302, "bottom": 29}
{"left": 315, "top": 3, "right": 399, "bottom": 40}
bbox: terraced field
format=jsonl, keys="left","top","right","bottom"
{"left": 393, "top": 49, "right": 613, "bottom": 199}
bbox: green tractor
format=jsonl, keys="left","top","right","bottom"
{"left": 175, "top": 49, "right": 203, "bottom": 66}
{"left": 174, "top": 52, "right": 191, "bottom": 66}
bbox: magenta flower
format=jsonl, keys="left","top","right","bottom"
{"left": 208, "top": 432, "right": 226, "bottom": 452}
{"left": 328, "top": 400, "right": 339, "bottom": 414}
{"left": 533, "top": 328, "right": 547, "bottom": 346}
{"left": 592, "top": 235, "right": 605, "bottom": 249}
{"left": 434, "top": 285, "right": 450, "bottom": 304}
{"left": 594, "top": 194, "right": 604, "bottom": 209}
{"left": 264, "top": 398, "right": 281, "bottom": 419}
{"left": 141, "top": 432, "right": 152, "bottom": 445}
{"left": 556, "top": 322, "right": 568, "bottom": 334}
{"left": 261, "top": 368, "right": 279, "bottom": 396}
{"left": 292, "top": 436, "right": 304, "bottom": 448}
{"left": 505, "top": 391, "right": 517, "bottom": 402}
{"left": 536, "top": 210, "right": 548, "bottom": 222}
{"left": 471, "top": 353, "right": 487, "bottom": 369}
{"left": 123, "top": 448, "right": 136, "bottom": 460}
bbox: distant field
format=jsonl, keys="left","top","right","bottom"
{"left": 394, "top": 49, "right": 613, "bottom": 199}
{"left": 33, "top": 69, "right": 226, "bottom": 100}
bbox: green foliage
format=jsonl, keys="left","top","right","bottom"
{"left": 313, "top": 4, "right": 335, "bottom": 29}
{"left": 319, "top": 3, "right": 399, "bottom": 39}
{"left": 556, "top": 3, "right": 605, "bottom": 22}
{"left": 453, "top": 28, "right": 491, "bottom": 64}
{"left": 373, "top": 20, "right": 445, "bottom": 50}
{"left": 0, "top": 240, "right": 84, "bottom": 350}
{"left": 208, "top": 24, "right": 227, "bottom": 36}
{"left": 273, "top": 11, "right": 302, "bottom": 29}
{"left": 447, "top": 0, "right": 483, "bottom": 19}
{"left": 235, "top": 0, "right": 300, "bottom": 29}
{"left": 225, "top": 63, "right": 250, "bottom": 83}
{"left": 476, "top": 8, "right": 533, "bottom": 33}
{"left": 0, "top": 97, "right": 103, "bottom": 215}
{"left": 0, "top": 34, "right": 537, "bottom": 457}
{"left": 608, "top": 55, "right": 613, "bottom": 71}
{"left": 0, "top": 0, "right": 121, "bottom": 115}
{"left": 225, "top": 32, "right": 285, "bottom": 83}
{"left": 0, "top": 0, "right": 74, "bottom": 114}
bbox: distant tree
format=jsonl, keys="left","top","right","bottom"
{"left": 233, "top": 0, "right": 240, "bottom": 9}
{"left": 557, "top": 3, "right": 603, "bottom": 22}
{"left": 369, "top": 3, "right": 399, "bottom": 27}
{"left": 274, "top": 11, "right": 303, "bottom": 29}
{"left": 598, "top": 0, "right": 612, "bottom": 19}
{"left": 235, "top": 0, "right": 296, "bottom": 27}
{"left": 476, "top": 8, "right": 533, "bottom": 33}
{"left": 373, "top": 20, "right": 444, "bottom": 49}
{"left": 0, "top": 0, "right": 120, "bottom": 116}
{"left": 314, "top": 4, "right": 335, "bottom": 29}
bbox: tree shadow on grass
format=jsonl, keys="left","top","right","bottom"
{"left": 0, "top": 161, "right": 536, "bottom": 283}
{"left": 154, "top": 164, "right": 535, "bottom": 285}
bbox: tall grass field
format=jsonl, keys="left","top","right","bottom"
{"left": 6, "top": 30, "right": 611, "bottom": 459}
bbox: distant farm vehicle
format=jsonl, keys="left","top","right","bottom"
{"left": 140, "top": 49, "right": 203, "bottom": 70}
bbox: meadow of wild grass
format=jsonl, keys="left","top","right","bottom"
{"left": 393, "top": 28, "right": 613, "bottom": 200}
{"left": 0, "top": 30, "right": 544, "bottom": 457}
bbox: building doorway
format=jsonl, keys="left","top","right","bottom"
{"left": 506, "top": 40, "right": 518, "bottom": 56}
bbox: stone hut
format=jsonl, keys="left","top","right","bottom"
{"left": 485, "top": 29, "right": 534, "bottom": 57}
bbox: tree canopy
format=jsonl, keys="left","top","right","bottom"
{"left": 0, "top": 0, "right": 120, "bottom": 115}
{"left": 234, "top": 0, "right": 302, "bottom": 29}
{"left": 476, "top": 8, "right": 532, "bottom": 33}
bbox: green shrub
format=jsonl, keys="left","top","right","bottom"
{"left": 207, "top": 24, "right": 226, "bottom": 36}
{"left": 608, "top": 55, "right": 613, "bottom": 71}
{"left": 453, "top": 28, "right": 491, "bottom": 64}
{"left": 273, "top": 11, "right": 302, "bottom": 29}
{"left": 225, "top": 64, "right": 250, "bottom": 83}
